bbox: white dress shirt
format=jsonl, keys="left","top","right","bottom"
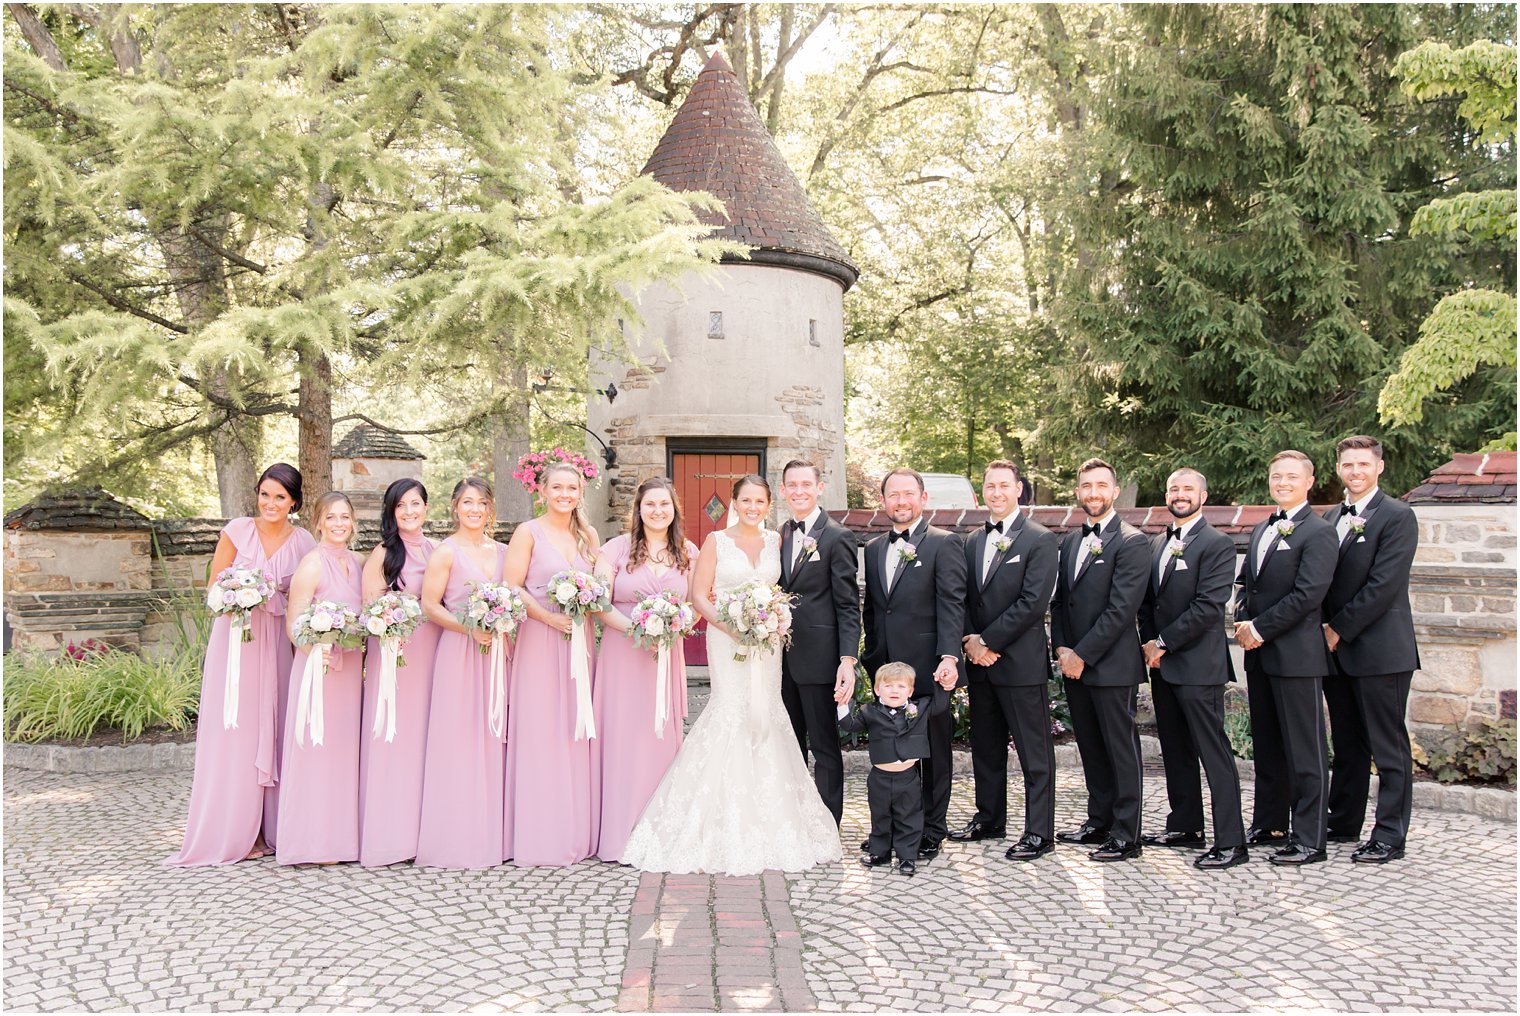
{"left": 788, "top": 506, "right": 824, "bottom": 569}
{"left": 981, "top": 512, "right": 1018, "bottom": 583}
{"left": 1158, "top": 514, "right": 1201, "bottom": 587}
{"left": 1073, "top": 510, "right": 1115, "bottom": 581}
{"left": 1255, "top": 501, "right": 1307, "bottom": 573}
{"left": 1336, "top": 487, "right": 1378, "bottom": 544}
{"left": 884, "top": 521, "right": 918, "bottom": 588}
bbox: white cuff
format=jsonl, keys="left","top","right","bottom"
{"left": 836, "top": 703, "right": 850, "bottom": 720}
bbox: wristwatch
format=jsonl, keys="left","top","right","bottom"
{"left": 1154, "top": 636, "right": 1166, "bottom": 651}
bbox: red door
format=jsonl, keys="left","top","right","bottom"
{"left": 671, "top": 451, "right": 763, "bottom": 666}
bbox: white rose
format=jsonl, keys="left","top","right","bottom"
{"left": 556, "top": 582, "right": 578, "bottom": 603}
{"left": 234, "top": 588, "right": 261, "bottom": 608}
{"left": 727, "top": 601, "right": 744, "bottom": 619}
{"left": 645, "top": 616, "right": 665, "bottom": 636}
{"left": 309, "top": 612, "right": 334, "bottom": 633}
{"left": 207, "top": 586, "right": 225, "bottom": 611}
{"left": 752, "top": 586, "right": 772, "bottom": 605}
{"left": 366, "top": 616, "right": 388, "bottom": 636}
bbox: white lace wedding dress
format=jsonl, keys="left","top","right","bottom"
{"left": 620, "top": 528, "right": 842, "bottom": 875}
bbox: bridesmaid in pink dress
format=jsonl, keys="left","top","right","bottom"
{"left": 503, "top": 462, "right": 603, "bottom": 867}
{"left": 167, "top": 463, "right": 315, "bottom": 866}
{"left": 415, "top": 478, "right": 508, "bottom": 869}
{"left": 276, "top": 492, "right": 366, "bottom": 865}
{"left": 592, "top": 477, "right": 699, "bottom": 863}
{"left": 358, "top": 479, "right": 440, "bottom": 867}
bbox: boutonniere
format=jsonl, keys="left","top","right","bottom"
{"left": 898, "top": 542, "right": 918, "bottom": 563}
{"left": 1087, "top": 538, "right": 1104, "bottom": 558}
{"left": 1167, "top": 538, "right": 1187, "bottom": 558}
{"left": 993, "top": 537, "right": 1012, "bottom": 554}
{"left": 903, "top": 701, "right": 920, "bottom": 721}
{"left": 1348, "top": 516, "right": 1367, "bottom": 535}
{"left": 1275, "top": 520, "right": 1295, "bottom": 537}
{"left": 799, "top": 535, "right": 820, "bottom": 561}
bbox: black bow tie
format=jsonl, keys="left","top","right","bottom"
{"left": 786, "top": 518, "right": 807, "bottom": 533}
{"left": 889, "top": 528, "right": 912, "bottom": 543}
{"left": 984, "top": 520, "right": 1004, "bottom": 534}
{"left": 1269, "top": 510, "right": 1288, "bottom": 524}
{"left": 1166, "top": 525, "right": 1182, "bottom": 541}
{"left": 1082, "top": 522, "right": 1102, "bottom": 538}
{"left": 1343, "top": 503, "right": 1358, "bottom": 517}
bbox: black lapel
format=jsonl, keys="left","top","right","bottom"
{"left": 982, "top": 514, "right": 1024, "bottom": 591}
{"left": 781, "top": 523, "right": 795, "bottom": 586}
{"left": 887, "top": 518, "right": 928, "bottom": 601}
{"left": 1073, "top": 515, "right": 1115, "bottom": 588}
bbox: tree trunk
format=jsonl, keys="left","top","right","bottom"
{"left": 298, "top": 351, "right": 333, "bottom": 512}
{"left": 492, "top": 362, "right": 532, "bottom": 525}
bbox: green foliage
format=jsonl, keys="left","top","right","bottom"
{"left": 1412, "top": 720, "right": 1517, "bottom": 786}
{"left": 1394, "top": 40, "right": 1517, "bottom": 143}
{"left": 1223, "top": 685, "right": 1253, "bottom": 761}
{"left": 3, "top": 647, "right": 201, "bottom": 744}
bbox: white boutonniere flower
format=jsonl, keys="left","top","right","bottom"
{"left": 898, "top": 542, "right": 918, "bottom": 563}
{"left": 1275, "top": 520, "right": 1296, "bottom": 537}
{"left": 1088, "top": 538, "right": 1104, "bottom": 558}
{"left": 904, "top": 701, "right": 920, "bottom": 721}
{"left": 1348, "top": 515, "right": 1367, "bottom": 535}
{"left": 993, "top": 537, "right": 1012, "bottom": 554}
{"left": 1168, "top": 538, "right": 1187, "bottom": 558}
{"left": 799, "top": 535, "right": 820, "bottom": 561}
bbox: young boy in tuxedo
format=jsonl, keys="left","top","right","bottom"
{"left": 837, "top": 662, "right": 949, "bottom": 876}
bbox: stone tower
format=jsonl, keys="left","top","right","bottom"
{"left": 587, "top": 52, "right": 858, "bottom": 539}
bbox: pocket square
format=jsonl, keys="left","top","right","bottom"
{"left": 1007, "top": 555, "right": 1021, "bottom": 564}
{"left": 1276, "top": 541, "right": 1291, "bottom": 550}
{"left": 1175, "top": 560, "right": 1189, "bottom": 571}
{"left": 1356, "top": 536, "right": 1366, "bottom": 543}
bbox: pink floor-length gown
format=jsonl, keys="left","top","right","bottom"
{"left": 592, "top": 535, "right": 695, "bottom": 863}
{"left": 167, "top": 517, "right": 315, "bottom": 866}
{"left": 414, "top": 537, "right": 508, "bottom": 869}
{"left": 275, "top": 544, "right": 366, "bottom": 865}
{"left": 358, "top": 535, "right": 441, "bottom": 867}
{"left": 503, "top": 519, "right": 597, "bottom": 867}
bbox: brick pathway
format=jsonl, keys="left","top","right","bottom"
{"left": 4, "top": 764, "right": 1515, "bottom": 1011}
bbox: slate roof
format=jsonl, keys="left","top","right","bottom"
{"left": 1404, "top": 452, "right": 1517, "bottom": 504}
{"left": 333, "top": 424, "right": 425, "bottom": 461}
{"left": 4, "top": 487, "right": 152, "bottom": 531}
{"left": 643, "top": 51, "right": 859, "bottom": 291}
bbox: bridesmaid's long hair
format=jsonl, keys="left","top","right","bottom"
{"left": 628, "top": 476, "right": 691, "bottom": 572}
{"left": 542, "top": 462, "right": 598, "bottom": 565}
{"left": 310, "top": 490, "right": 356, "bottom": 547}
{"left": 380, "top": 478, "right": 429, "bottom": 591}
{"left": 257, "top": 462, "right": 303, "bottom": 514}
{"left": 449, "top": 477, "right": 495, "bottom": 535}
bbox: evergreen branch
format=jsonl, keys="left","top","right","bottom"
{"left": 186, "top": 226, "right": 269, "bottom": 275}
{"left": 65, "top": 271, "right": 188, "bottom": 334}
{"left": 877, "top": 84, "right": 1020, "bottom": 115}
{"left": 332, "top": 407, "right": 503, "bottom": 437}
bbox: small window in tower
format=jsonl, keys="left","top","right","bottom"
{"left": 708, "top": 311, "right": 724, "bottom": 340}
{"left": 809, "top": 319, "right": 820, "bottom": 347}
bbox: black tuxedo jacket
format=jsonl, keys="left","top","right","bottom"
{"left": 1138, "top": 519, "right": 1237, "bottom": 686}
{"left": 837, "top": 691, "right": 949, "bottom": 764}
{"left": 963, "top": 513, "right": 1059, "bottom": 687}
{"left": 780, "top": 512, "right": 862, "bottom": 686}
{"left": 862, "top": 519, "right": 969, "bottom": 698}
{"left": 1321, "top": 491, "right": 1421, "bottom": 676}
{"left": 1049, "top": 515, "right": 1149, "bottom": 687}
{"left": 1233, "top": 505, "right": 1336, "bottom": 678}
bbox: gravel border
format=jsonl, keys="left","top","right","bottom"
{"left": 5, "top": 733, "right": 1513, "bottom": 821}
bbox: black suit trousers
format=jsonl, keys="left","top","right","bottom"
{"left": 1151, "top": 678, "right": 1244, "bottom": 848}
{"left": 918, "top": 705, "right": 953, "bottom": 843}
{"left": 781, "top": 675, "right": 844, "bottom": 824}
{"left": 867, "top": 765, "right": 924, "bottom": 861}
{"left": 1246, "top": 660, "right": 1328, "bottom": 849}
{"left": 1323, "top": 674, "right": 1371, "bottom": 836}
{"left": 1351, "top": 668, "right": 1414, "bottom": 846}
{"left": 1064, "top": 679, "right": 1143, "bottom": 842}
{"left": 967, "top": 682, "right": 1056, "bottom": 838}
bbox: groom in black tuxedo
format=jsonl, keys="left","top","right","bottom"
{"left": 861, "top": 467, "right": 968, "bottom": 859}
{"left": 953, "top": 459, "right": 1060, "bottom": 862}
{"left": 1050, "top": 457, "right": 1151, "bottom": 862}
{"left": 778, "top": 459, "right": 861, "bottom": 826}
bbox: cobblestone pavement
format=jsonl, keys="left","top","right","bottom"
{"left": 4, "top": 765, "right": 1515, "bottom": 1012}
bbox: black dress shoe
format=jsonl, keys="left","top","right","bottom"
{"left": 917, "top": 840, "right": 942, "bottom": 861}
{"left": 1089, "top": 838, "right": 1142, "bottom": 862}
{"left": 1194, "top": 845, "right": 1249, "bottom": 870}
{"left": 896, "top": 859, "right": 916, "bottom": 877}
{"left": 948, "top": 819, "right": 1006, "bottom": 842}
{"left": 1140, "top": 830, "right": 1205, "bottom": 849}
{"left": 1326, "top": 830, "right": 1361, "bottom": 843}
{"left": 1267, "top": 843, "right": 1326, "bottom": 866}
{"left": 1005, "top": 834, "right": 1055, "bottom": 862}
{"left": 1245, "top": 826, "right": 1288, "bottom": 846}
{"left": 859, "top": 852, "right": 892, "bottom": 868}
{"left": 1350, "top": 840, "right": 1405, "bottom": 864}
{"left": 1056, "top": 822, "right": 1110, "bottom": 846}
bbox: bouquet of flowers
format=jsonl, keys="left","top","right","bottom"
{"left": 547, "top": 569, "right": 612, "bottom": 741}
{"left": 714, "top": 580, "right": 795, "bottom": 662}
{"left": 362, "top": 591, "right": 426, "bottom": 743}
{"left": 456, "top": 582, "right": 528, "bottom": 656}
{"left": 290, "top": 600, "right": 364, "bottom": 747}
{"left": 513, "top": 448, "right": 600, "bottom": 494}
{"left": 627, "top": 591, "right": 699, "bottom": 652}
{"left": 206, "top": 566, "right": 278, "bottom": 643}
{"left": 546, "top": 570, "right": 612, "bottom": 639}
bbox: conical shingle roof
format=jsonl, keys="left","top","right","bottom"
{"left": 333, "top": 424, "right": 425, "bottom": 461}
{"left": 644, "top": 52, "right": 858, "bottom": 291}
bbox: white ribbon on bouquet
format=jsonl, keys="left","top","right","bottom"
{"left": 372, "top": 638, "right": 401, "bottom": 743}
{"left": 487, "top": 633, "right": 508, "bottom": 739}
{"left": 653, "top": 644, "right": 671, "bottom": 739}
{"left": 294, "top": 645, "right": 329, "bottom": 747}
{"left": 222, "top": 615, "right": 244, "bottom": 729}
{"left": 570, "top": 621, "right": 596, "bottom": 740}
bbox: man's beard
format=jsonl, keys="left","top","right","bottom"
{"left": 1168, "top": 500, "right": 1196, "bottom": 519}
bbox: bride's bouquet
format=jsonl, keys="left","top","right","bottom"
{"left": 361, "top": 591, "right": 426, "bottom": 743}
{"left": 456, "top": 582, "right": 527, "bottom": 739}
{"left": 714, "top": 580, "right": 795, "bottom": 662}
{"left": 205, "top": 565, "right": 278, "bottom": 730}
{"left": 546, "top": 569, "right": 611, "bottom": 741}
{"left": 291, "top": 600, "right": 365, "bottom": 747}
{"left": 628, "top": 591, "right": 699, "bottom": 739}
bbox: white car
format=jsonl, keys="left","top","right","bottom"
{"left": 919, "top": 472, "right": 979, "bottom": 509}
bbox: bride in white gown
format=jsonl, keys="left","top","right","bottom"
{"left": 621, "top": 475, "right": 842, "bottom": 875}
